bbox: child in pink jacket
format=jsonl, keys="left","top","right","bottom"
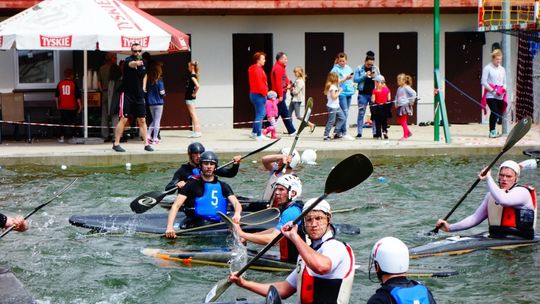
{"left": 262, "top": 90, "right": 279, "bottom": 139}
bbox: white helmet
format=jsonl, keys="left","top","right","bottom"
{"left": 281, "top": 147, "right": 301, "bottom": 169}
{"left": 303, "top": 198, "right": 331, "bottom": 216}
{"left": 371, "top": 237, "right": 409, "bottom": 274}
{"left": 499, "top": 160, "right": 520, "bottom": 176}
{"left": 301, "top": 149, "right": 317, "bottom": 165}
{"left": 274, "top": 174, "right": 302, "bottom": 201}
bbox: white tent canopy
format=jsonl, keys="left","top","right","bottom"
{"left": 0, "top": 0, "right": 190, "bottom": 137}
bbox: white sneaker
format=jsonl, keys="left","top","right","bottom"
{"left": 188, "top": 132, "right": 202, "bottom": 138}
{"left": 342, "top": 134, "right": 355, "bottom": 141}
{"left": 58, "top": 136, "right": 64, "bottom": 143}
{"left": 250, "top": 132, "right": 258, "bottom": 139}
{"left": 256, "top": 135, "right": 269, "bottom": 141}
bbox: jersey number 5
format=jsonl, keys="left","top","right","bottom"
{"left": 211, "top": 190, "right": 219, "bottom": 207}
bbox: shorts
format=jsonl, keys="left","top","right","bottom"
{"left": 120, "top": 93, "right": 146, "bottom": 118}
{"left": 185, "top": 98, "right": 196, "bottom": 105}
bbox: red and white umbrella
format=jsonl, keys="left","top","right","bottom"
{"left": 0, "top": 0, "right": 190, "bottom": 138}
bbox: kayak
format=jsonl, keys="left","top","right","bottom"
{"left": 0, "top": 267, "right": 34, "bottom": 304}
{"left": 159, "top": 195, "right": 269, "bottom": 212}
{"left": 143, "top": 247, "right": 458, "bottom": 278}
{"left": 68, "top": 212, "right": 361, "bottom": 236}
{"left": 410, "top": 232, "right": 540, "bottom": 259}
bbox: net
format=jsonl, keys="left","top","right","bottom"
{"left": 516, "top": 30, "right": 540, "bottom": 121}
{"left": 479, "top": 0, "right": 539, "bottom": 31}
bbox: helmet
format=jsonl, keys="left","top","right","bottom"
{"left": 187, "top": 142, "right": 205, "bottom": 155}
{"left": 499, "top": 160, "right": 520, "bottom": 176}
{"left": 371, "top": 237, "right": 409, "bottom": 274}
{"left": 303, "top": 198, "right": 331, "bottom": 216}
{"left": 200, "top": 151, "right": 219, "bottom": 166}
{"left": 301, "top": 149, "right": 317, "bottom": 165}
{"left": 280, "top": 148, "right": 301, "bottom": 169}
{"left": 274, "top": 174, "right": 302, "bottom": 201}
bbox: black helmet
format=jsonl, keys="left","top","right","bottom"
{"left": 187, "top": 142, "right": 205, "bottom": 155}
{"left": 200, "top": 151, "right": 219, "bottom": 166}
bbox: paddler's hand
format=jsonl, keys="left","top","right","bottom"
{"left": 232, "top": 213, "right": 241, "bottom": 224}
{"left": 228, "top": 272, "right": 245, "bottom": 286}
{"left": 232, "top": 155, "right": 241, "bottom": 165}
{"left": 176, "top": 181, "right": 187, "bottom": 188}
{"left": 478, "top": 167, "right": 490, "bottom": 181}
{"left": 165, "top": 227, "right": 177, "bottom": 239}
{"left": 281, "top": 221, "right": 299, "bottom": 240}
{"left": 436, "top": 219, "right": 450, "bottom": 232}
{"left": 7, "top": 216, "right": 28, "bottom": 232}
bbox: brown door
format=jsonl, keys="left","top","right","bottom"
{"left": 232, "top": 33, "right": 273, "bottom": 128}
{"left": 153, "top": 50, "right": 192, "bottom": 130}
{"left": 379, "top": 32, "right": 418, "bottom": 124}
{"left": 305, "top": 33, "right": 344, "bottom": 125}
{"left": 445, "top": 32, "right": 485, "bottom": 123}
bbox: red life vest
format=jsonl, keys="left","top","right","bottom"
{"left": 57, "top": 79, "right": 78, "bottom": 110}
{"left": 298, "top": 239, "right": 355, "bottom": 304}
{"left": 488, "top": 185, "right": 537, "bottom": 239}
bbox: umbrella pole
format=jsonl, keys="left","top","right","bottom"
{"left": 83, "top": 50, "right": 88, "bottom": 138}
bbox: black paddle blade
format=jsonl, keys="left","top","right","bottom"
{"left": 523, "top": 148, "right": 540, "bottom": 158}
{"left": 503, "top": 117, "right": 532, "bottom": 152}
{"left": 130, "top": 191, "right": 165, "bottom": 213}
{"left": 325, "top": 153, "right": 373, "bottom": 194}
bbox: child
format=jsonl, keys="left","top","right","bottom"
{"left": 323, "top": 72, "right": 345, "bottom": 140}
{"left": 289, "top": 66, "right": 315, "bottom": 132}
{"left": 371, "top": 75, "right": 391, "bottom": 139}
{"left": 145, "top": 62, "right": 165, "bottom": 144}
{"left": 394, "top": 73, "right": 416, "bottom": 141}
{"left": 55, "top": 68, "right": 82, "bottom": 143}
{"left": 262, "top": 90, "right": 280, "bottom": 139}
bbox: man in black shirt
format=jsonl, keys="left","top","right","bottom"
{"left": 164, "top": 151, "right": 242, "bottom": 238}
{"left": 165, "top": 142, "right": 241, "bottom": 191}
{"left": 112, "top": 43, "right": 153, "bottom": 152}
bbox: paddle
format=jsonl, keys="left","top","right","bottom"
{"left": 130, "top": 138, "right": 281, "bottom": 214}
{"left": 205, "top": 153, "right": 373, "bottom": 303}
{"left": 266, "top": 98, "right": 313, "bottom": 208}
{"left": 0, "top": 178, "right": 78, "bottom": 239}
{"left": 523, "top": 148, "right": 540, "bottom": 158}
{"left": 169, "top": 208, "right": 280, "bottom": 237}
{"left": 430, "top": 117, "right": 532, "bottom": 235}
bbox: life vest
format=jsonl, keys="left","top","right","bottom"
{"left": 278, "top": 201, "right": 304, "bottom": 263}
{"left": 298, "top": 238, "right": 355, "bottom": 304}
{"left": 194, "top": 181, "right": 227, "bottom": 221}
{"left": 382, "top": 281, "right": 431, "bottom": 304}
{"left": 57, "top": 79, "right": 78, "bottom": 110}
{"left": 188, "top": 168, "right": 201, "bottom": 180}
{"left": 487, "top": 185, "right": 537, "bottom": 239}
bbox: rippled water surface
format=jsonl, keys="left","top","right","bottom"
{"left": 0, "top": 154, "right": 539, "bottom": 303}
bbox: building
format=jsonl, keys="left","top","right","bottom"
{"left": 0, "top": 0, "right": 510, "bottom": 139}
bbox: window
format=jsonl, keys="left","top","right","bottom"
{"left": 14, "top": 50, "right": 60, "bottom": 89}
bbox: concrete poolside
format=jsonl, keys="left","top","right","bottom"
{"left": 0, "top": 123, "right": 538, "bottom": 166}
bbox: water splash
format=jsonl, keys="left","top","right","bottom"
{"left": 227, "top": 228, "right": 247, "bottom": 273}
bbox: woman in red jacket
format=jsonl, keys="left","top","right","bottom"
{"left": 248, "top": 52, "right": 269, "bottom": 141}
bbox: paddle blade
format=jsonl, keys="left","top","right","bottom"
{"left": 266, "top": 285, "right": 282, "bottom": 304}
{"left": 325, "top": 153, "right": 373, "bottom": 194}
{"left": 502, "top": 117, "right": 532, "bottom": 153}
{"left": 523, "top": 148, "right": 540, "bottom": 157}
{"left": 296, "top": 97, "right": 313, "bottom": 135}
{"left": 130, "top": 191, "right": 166, "bottom": 213}
{"left": 205, "top": 278, "right": 232, "bottom": 303}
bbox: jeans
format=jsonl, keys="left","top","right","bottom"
{"left": 324, "top": 106, "right": 345, "bottom": 137}
{"left": 357, "top": 94, "right": 370, "bottom": 136}
{"left": 250, "top": 93, "right": 266, "bottom": 136}
{"left": 277, "top": 95, "right": 296, "bottom": 134}
{"left": 338, "top": 95, "right": 352, "bottom": 135}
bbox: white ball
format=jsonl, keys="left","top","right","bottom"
{"left": 251, "top": 160, "right": 257, "bottom": 164}
{"left": 301, "top": 149, "right": 317, "bottom": 165}
{"left": 125, "top": 163, "right": 132, "bottom": 170}
{"left": 61, "top": 165, "right": 67, "bottom": 170}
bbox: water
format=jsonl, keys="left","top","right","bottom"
{"left": 0, "top": 155, "right": 539, "bottom": 303}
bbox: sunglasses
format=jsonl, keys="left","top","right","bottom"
{"left": 131, "top": 50, "right": 142, "bottom": 53}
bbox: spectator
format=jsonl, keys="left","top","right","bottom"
{"left": 481, "top": 49, "right": 507, "bottom": 138}
{"left": 0, "top": 213, "right": 29, "bottom": 233}
{"left": 112, "top": 43, "right": 153, "bottom": 152}
{"left": 371, "top": 75, "right": 391, "bottom": 139}
{"left": 354, "top": 51, "right": 381, "bottom": 139}
{"left": 271, "top": 52, "right": 296, "bottom": 136}
{"left": 394, "top": 73, "right": 416, "bottom": 141}
{"left": 108, "top": 59, "right": 123, "bottom": 141}
{"left": 55, "top": 68, "right": 82, "bottom": 143}
{"left": 145, "top": 61, "right": 165, "bottom": 144}
{"left": 323, "top": 72, "right": 345, "bottom": 141}
{"left": 289, "top": 66, "right": 315, "bottom": 132}
{"left": 185, "top": 61, "right": 202, "bottom": 138}
{"left": 97, "top": 52, "right": 117, "bottom": 140}
{"left": 262, "top": 90, "right": 279, "bottom": 139}
{"left": 248, "top": 52, "right": 269, "bottom": 141}
{"left": 330, "top": 52, "right": 355, "bottom": 140}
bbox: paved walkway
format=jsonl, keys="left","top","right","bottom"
{"left": 0, "top": 123, "right": 538, "bottom": 166}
